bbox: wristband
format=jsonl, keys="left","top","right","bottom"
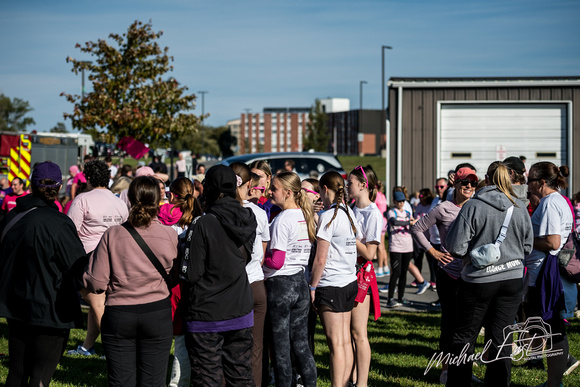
{"left": 309, "top": 285, "right": 317, "bottom": 291}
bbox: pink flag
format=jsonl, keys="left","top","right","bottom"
{"left": 117, "top": 136, "right": 149, "bottom": 159}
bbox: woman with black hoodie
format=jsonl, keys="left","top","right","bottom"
{"left": 181, "top": 164, "right": 257, "bottom": 387}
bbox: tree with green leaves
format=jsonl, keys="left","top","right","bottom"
{"left": 0, "top": 94, "right": 35, "bottom": 132}
{"left": 61, "top": 20, "right": 199, "bottom": 146}
{"left": 50, "top": 122, "right": 69, "bottom": 133}
{"left": 303, "top": 99, "right": 330, "bottom": 152}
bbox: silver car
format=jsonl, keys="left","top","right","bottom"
{"left": 220, "top": 152, "right": 346, "bottom": 180}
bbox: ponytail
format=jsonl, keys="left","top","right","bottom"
{"left": 320, "top": 170, "right": 357, "bottom": 235}
{"left": 529, "top": 161, "right": 569, "bottom": 190}
{"left": 487, "top": 162, "right": 517, "bottom": 206}
{"left": 169, "top": 177, "right": 203, "bottom": 228}
{"left": 275, "top": 171, "right": 316, "bottom": 243}
{"left": 297, "top": 189, "right": 317, "bottom": 243}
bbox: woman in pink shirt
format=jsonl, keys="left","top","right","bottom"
{"left": 84, "top": 176, "right": 178, "bottom": 386}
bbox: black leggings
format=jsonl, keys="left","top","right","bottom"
{"left": 388, "top": 251, "right": 413, "bottom": 300}
{"left": 6, "top": 319, "right": 70, "bottom": 387}
{"left": 265, "top": 272, "right": 317, "bottom": 387}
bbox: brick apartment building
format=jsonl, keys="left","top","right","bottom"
{"left": 239, "top": 108, "right": 310, "bottom": 154}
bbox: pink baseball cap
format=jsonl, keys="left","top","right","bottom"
{"left": 135, "top": 166, "right": 154, "bottom": 177}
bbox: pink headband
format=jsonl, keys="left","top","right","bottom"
{"left": 253, "top": 186, "right": 266, "bottom": 191}
{"left": 356, "top": 165, "right": 368, "bottom": 188}
{"left": 301, "top": 187, "right": 319, "bottom": 195}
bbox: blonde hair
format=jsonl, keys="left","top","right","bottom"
{"left": 486, "top": 162, "right": 517, "bottom": 206}
{"left": 319, "top": 171, "right": 357, "bottom": 235}
{"left": 273, "top": 171, "right": 316, "bottom": 243}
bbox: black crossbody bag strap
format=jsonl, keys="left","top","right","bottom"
{"left": 121, "top": 222, "right": 170, "bottom": 286}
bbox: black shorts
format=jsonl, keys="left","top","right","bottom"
{"left": 314, "top": 280, "right": 358, "bottom": 313}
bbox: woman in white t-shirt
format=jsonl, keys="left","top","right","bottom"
{"left": 263, "top": 171, "right": 317, "bottom": 386}
{"left": 309, "top": 171, "right": 360, "bottom": 387}
{"left": 525, "top": 161, "right": 573, "bottom": 387}
{"left": 347, "top": 165, "right": 383, "bottom": 387}
{"left": 230, "top": 162, "right": 270, "bottom": 387}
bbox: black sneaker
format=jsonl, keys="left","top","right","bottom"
{"left": 398, "top": 298, "right": 411, "bottom": 306}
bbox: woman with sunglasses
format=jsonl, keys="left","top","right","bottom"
{"left": 445, "top": 162, "right": 533, "bottom": 386}
{"left": 347, "top": 165, "right": 382, "bottom": 387}
{"left": 410, "top": 166, "right": 478, "bottom": 384}
{"left": 523, "top": 161, "right": 573, "bottom": 387}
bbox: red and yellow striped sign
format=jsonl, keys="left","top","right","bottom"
{"left": 8, "top": 134, "right": 31, "bottom": 182}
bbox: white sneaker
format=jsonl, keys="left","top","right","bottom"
{"left": 376, "top": 268, "right": 385, "bottom": 277}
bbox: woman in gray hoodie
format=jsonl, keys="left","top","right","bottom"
{"left": 445, "top": 162, "right": 533, "bottom": 387}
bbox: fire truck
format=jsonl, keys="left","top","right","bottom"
{"left": 0, "top": 132, "right": 94, "bottom": 182}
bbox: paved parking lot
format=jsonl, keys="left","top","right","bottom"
{"left": 376, "top": 270, "right": 441, "bottom": 313}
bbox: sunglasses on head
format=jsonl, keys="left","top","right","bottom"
{"left": 457, "top": 179, "right": 477, "bottom": 187}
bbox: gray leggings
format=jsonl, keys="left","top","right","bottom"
{"left": 265, "top": 271, "right": 317, "bottom": 387}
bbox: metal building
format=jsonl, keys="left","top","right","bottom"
{"left": 387, "top": 77, "right": 580, "bottom": 197}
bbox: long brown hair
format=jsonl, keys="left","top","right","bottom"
{"left": 349, "top": 165, "right": 378, "bottom": 202}
{"left": 529, "top": 161, "right": 569, "bottom": 190}
{"left": 319, "top": 171, "right": 357, "bottom": 235}
{"left": 169, "top": 177, "right": 203, "bottom": 228}
{"left": 273, "top": 171, "right": 316, "bottom": 243}
{"left": 128, "top": 176, "right": 160, "bottom": 228}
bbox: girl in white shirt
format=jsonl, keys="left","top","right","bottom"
{"left": 347, "top": 165, "right": 383, "bottom": 387}
{"left": 263, "top": 171, "right": 317, "bottom": 386}
{"left": 230, "top": 162, "right": 270, "bottom": 387}
{"left": 310, "top": 171, "right": 359, "bottom": 387}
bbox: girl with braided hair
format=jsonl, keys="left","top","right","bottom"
{"left": 264, "top": 171, "right": 317, "bottom": 386}
{"left": 347, "top": 165, "right": 383, "bottom": 387}
{"left": 309, "top": 170, "right": 360, "bottom": 387}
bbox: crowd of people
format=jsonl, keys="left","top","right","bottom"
{"left": 0, "top": 153, "right": 579, "bottom": 387}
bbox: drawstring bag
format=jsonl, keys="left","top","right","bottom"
{"left": 470, "top": 206, "right": 514, "bottom": 269}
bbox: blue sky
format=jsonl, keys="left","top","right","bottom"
{"left": 1, "top": 0, "right": 579, "bottom": 131}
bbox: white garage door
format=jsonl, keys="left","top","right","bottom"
{"left": 439, "top": 103, "right": 568, "bottom": 179}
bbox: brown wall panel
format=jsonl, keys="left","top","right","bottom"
{"left": 388, "top": 82, "right": 580, "bottom": 195}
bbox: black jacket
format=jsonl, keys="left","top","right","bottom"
{"left": 182, "top": 196, "right": 256, "bottom": 322}
{"left": 0, "top": 195, "right": 86, "bottom": 329}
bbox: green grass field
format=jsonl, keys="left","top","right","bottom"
{"left": 1, "top": 311, "right": 578, "bottom": 386}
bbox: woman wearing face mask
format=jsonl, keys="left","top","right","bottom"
{"left": 410, "top": 166, "right": 478, "bottom": 384}
{"left": 445, "top": 162, "right": 533, "bottom": 387}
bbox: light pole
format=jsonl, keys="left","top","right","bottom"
{"left": 359, "top": 81, "right": 367, "bottom": 131}
{"left": 382, "top": 45, "right": 392, "bottom": 201}
{"left": 80, "top": 61, "right": 92, "bottom": 100}
{"left": 359, "top": 81, "right": 367, "bottom": 155}
{"left": 198, "top": 91, "right": 208, "bottom": 156}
